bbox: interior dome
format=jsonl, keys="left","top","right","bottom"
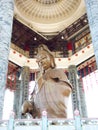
{"left": 15, "top": 0, "right": 81, "bottom": 24}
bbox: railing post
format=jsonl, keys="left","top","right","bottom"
{"left": 41, "top": 110, "right": 48, "bottom": 130}
{"left": 7, "top": 111, "right": 15, "bottom": 130}
{"left": 74, "top": 109, "right": 82, "bottom": 130}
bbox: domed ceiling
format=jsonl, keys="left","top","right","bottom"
{"left": 14, "top": 0, "right": 86, "bottom": 36}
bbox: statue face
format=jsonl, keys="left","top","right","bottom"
{"left": 37, "top": 51, "right": 52, "bottom": 71}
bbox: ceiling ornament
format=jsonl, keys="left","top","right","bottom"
{"left": 36, "top": 0, "right": 59, "bottom": 4}
{"left": 15, "top": 0, "right": 81, "bottom": 24}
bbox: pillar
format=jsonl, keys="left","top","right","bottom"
{"left": 68, "top": 65, "right": 87, "bottom": 117}
{"left": 0, "top": 0, "right": 14, "bottom": 119}
{"left": 13, "top": 78, "right": 21, "bottom": 119}
{"left": 42, "top": 110, "right": 48, "bottom": 130}
{"left": 68, "top": 65, "right": 82, "bottom": 116}
{"left": 74, "top": 109, "right": 82, "bottom": 130}
{"left": 14, "top": 66, "right": 30, "bottom": 118}
{"left": 85, "top": 0, "right": 98, "bottom": 68}
{"left": 7, "top": 111, "right": 15, "bottom": 130}
{"left": 78, "top": 78, "right": 87, "bottom": 118}
{"left": 21, "top": 66, "right": 30, "bottom": 102}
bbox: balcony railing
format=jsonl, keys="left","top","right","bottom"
{"left": 0, "top": 118, "right": 98, "bottom": 130}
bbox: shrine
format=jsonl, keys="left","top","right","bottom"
{"left": 0, "top": 0, "right": 98, "bottom": 130}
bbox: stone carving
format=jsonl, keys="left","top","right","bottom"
{"left": 22, "top": 44, "right": 72, "bottom": 118}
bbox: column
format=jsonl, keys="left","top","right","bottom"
{"left": 78, "top": 78, "right": 87, "bottom": 118}
{"left": 85, "top": 0, "right": 98, "bottom": 68}
{"left": 13, "top": 78, "right": 21, "bottom": 119}
{"left": 15, "top": 66, "right": 30, "bottom": 118}
{"left": 21, "top": 66, "right": 30, "bottom": 101}
{"left": 0, "top": 0, "right": 14, "bottom": 119}
{"left": 68, "top": 65, "right": 82, "bottom": 115}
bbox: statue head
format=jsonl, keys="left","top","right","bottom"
{"left": 36, "top": 44, "right": 56, "bottom": 73}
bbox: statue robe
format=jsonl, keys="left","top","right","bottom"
{"left": 33, "top": 68, "right": 72, "bottom": 118}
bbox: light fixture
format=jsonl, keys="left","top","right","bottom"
{"left": 61, "top": 36, "right": 64, "bottom": 39}
{"left": 34, "top": 37, "right": 37, "bottom": 40}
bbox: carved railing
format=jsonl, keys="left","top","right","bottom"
{"left": 0, "top": 118, "right": 98, "bottom": 130}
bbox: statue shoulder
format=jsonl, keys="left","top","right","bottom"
{"left": 51, "top": 68, "right": 72, "bottom": 88}
{"left": 49, "top": 68, "right": 67, "bottom": 80}
{"left": 51, "top": 68, "right": 66, "bottom": 77}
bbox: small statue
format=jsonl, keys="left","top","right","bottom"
{"left": 22, "top": 44, "right": 72, "bottom": 118}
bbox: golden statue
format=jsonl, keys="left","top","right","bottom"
{"left": 22, "top": 44, "right": 72, "bottom": 118}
